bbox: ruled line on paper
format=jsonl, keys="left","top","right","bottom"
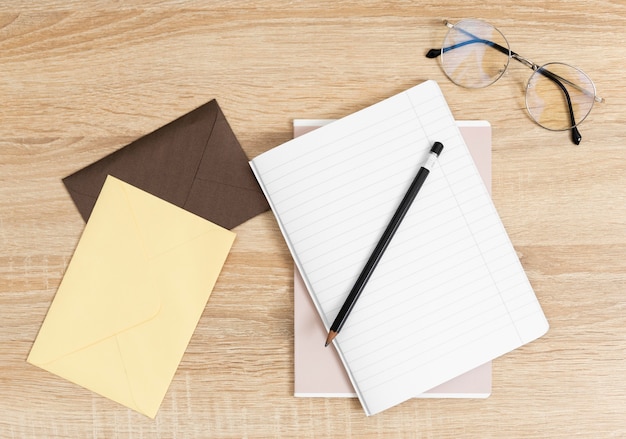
{"left": 354, "top": 314, "right": 516, "bottom": 392}
{"left": 260, "top": 106, "right": 418, "bottom": 187}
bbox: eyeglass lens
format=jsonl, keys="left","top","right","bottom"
{"left": 526, "top": 62, "right": 596, "bottom": 131}
{"left": 440, "top": 19, "right": 510, "bottom": 88}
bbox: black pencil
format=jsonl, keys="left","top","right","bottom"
{"left": 325, "top": 141, "right": 444, "bottom": 347}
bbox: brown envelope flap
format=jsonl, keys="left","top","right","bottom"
{"left": 62, "top": 100, "right": 269, "bottom": 230}
{"left": 184, "top": 105, "right": 270, "bottom": 228}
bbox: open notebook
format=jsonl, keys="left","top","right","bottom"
{"left": 293, "top": 119, "right": 493, "bottom": 398}
{"left": 250, "top": 80, "right": 549, "bottom": 415}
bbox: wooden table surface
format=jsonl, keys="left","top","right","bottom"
{"left": 2, "top": 1, "right": 625, "bottom": 437}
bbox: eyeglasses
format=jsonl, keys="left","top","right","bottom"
{"left": 426, "top": 19, "right": 604, "bottom": 145}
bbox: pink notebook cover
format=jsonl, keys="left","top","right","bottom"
{"left": 293, "top": 120, "right": 493, "bottom": 397}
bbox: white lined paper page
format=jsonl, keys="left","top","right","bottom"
{"left": 250, "top": 80, "right": 548, "bottom": 415}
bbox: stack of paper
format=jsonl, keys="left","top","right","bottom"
{"left": 250, "top": 80, "right": 549, "bottom": 415}
{"left": 292, "top": 119, "right": 493, "bottom": 399}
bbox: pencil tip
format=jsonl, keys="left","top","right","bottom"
{"left": 325, "top": 331, "right": 337, "bottom": 347}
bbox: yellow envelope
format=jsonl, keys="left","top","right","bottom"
{"left": 27, "top": 175, "right": 236, "bottom": 418}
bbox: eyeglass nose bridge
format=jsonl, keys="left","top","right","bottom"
{"left": 512, "top": 53, "right": 539, "bottom": 71}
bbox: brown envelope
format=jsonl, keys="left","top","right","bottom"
{"left": 63, "top": 100, "right": 269, "bottom": 229}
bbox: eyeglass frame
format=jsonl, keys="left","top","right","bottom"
{"left": 426, "top": 19, "right": 604, "bottom": 145}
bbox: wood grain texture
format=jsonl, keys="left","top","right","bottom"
{"left": 1, "top": 1, "right": 625, "bottom": 437}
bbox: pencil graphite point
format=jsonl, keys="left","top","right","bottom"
{"left": 325, "top": 331, "right": 337, "bottom": 347}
